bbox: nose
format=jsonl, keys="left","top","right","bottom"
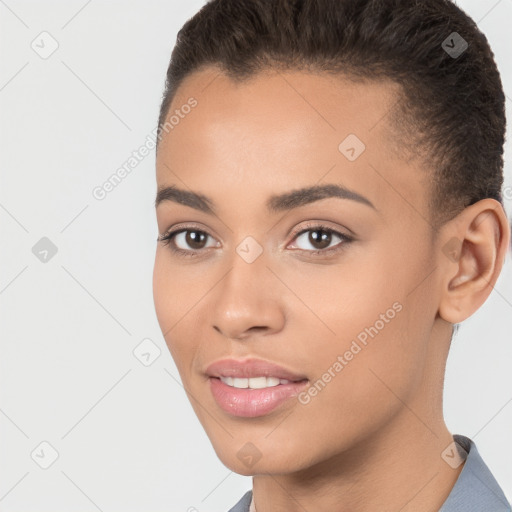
{"left": 211, "top": 251, "right": 286, "bottom": 341}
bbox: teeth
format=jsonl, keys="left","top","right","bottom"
{"left": 219, "top": 376, "right": 291, "bottom": 389}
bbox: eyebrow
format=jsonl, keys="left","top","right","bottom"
{"left": 155, "top": 183, "right": 376, "bottom": 214}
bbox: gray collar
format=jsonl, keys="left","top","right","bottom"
{"left": 439, "top": 434, "right": 510, "bottom": 511}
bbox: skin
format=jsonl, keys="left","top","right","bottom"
{"left": 153, "top": 66, "right": 510, "bottom": 512}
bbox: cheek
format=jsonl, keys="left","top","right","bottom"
{"left": 309, "top": 286, "right": 431, "bottom": 438}
{"left": 267, "top": 306, "right": 423, "bottom": 466}
{"left": 288, "top": 253, "right": 427, "bottom": 410}
{"left": 153, "top": 249, "right": 195, "bottom": 326}
{"left": 152, "top": 250, "right": 171, "bottom": 330}
{"left": 308, "top": 301, "right": 413, "bottom": 407}
{"left": 152, "top": 251, "right": 189, "bottom": 363}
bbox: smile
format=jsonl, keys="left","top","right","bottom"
{"left": 219, "top": 376, "right": 292, "bottom": 389}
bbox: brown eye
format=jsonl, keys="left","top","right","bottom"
{"left": 306, "top": 228, "right": 332, "bottom": 250}
{"left": 184, "top": 230, "right": 208, "bottom": 249}
{"left": 158, "top": 228, "right": 218, "bottom": 254}
{"left": 289, "top": 224, "right": 353, "bottom": 256}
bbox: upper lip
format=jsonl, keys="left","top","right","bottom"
{"left": 205, "top": 358, "right": 308, "bottom": 381}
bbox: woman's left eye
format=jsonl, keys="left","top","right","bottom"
{"left": 157, "top": 224, "right": 353, "bottom": 258}
{"left": 288, "top": 225, "right": 353, "bottom": 255}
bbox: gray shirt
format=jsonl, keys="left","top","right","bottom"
{"left": 228, "top": 435, "right": 511, "bottom": 511}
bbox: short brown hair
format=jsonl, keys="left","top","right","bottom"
{"left": 157, "top": 0, "right": 507, "bottom": 229}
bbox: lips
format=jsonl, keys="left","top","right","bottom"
{"left": 205, "top": 357, "right": 308, "bottom": 381}
{"left": 205, "top": 358, "right": 309, "bottom": 417}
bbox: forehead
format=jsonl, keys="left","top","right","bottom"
{"left": 156, "top": 67, "right": 426, "bottom": 218}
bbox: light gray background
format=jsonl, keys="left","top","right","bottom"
{"left": 1, "top": 1, "right": 511, "bottom": 510}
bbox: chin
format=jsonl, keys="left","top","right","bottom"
{"left": 212, "top": 443, "right": 303, "bottom": 476}
{"left": 221, "top": 457, "right": 281, "bottom": 476}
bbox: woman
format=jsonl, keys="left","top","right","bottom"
{"left": 152, "top": 0, "right": 511, "bottom": 510}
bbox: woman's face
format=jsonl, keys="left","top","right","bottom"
{"left": 153, "top": 67, "right": 450, "bottom": 475}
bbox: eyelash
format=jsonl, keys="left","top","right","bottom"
{"left": 157, "top": 222, "right": 354, "bottom": 259}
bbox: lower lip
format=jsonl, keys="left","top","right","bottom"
{"left": 209, "top": 377, "right": 308, "bottom": 418}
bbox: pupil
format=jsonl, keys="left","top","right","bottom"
{"left": 310, "top": 229, "right": 331, "bottom": 249}
{"left": 187, "top": 230, "right": 206, "bottom": 249}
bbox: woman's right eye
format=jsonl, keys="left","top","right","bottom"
{"left": 158, "top": 228, "right": 219, "bottom": 257}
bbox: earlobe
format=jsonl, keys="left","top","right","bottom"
{"left": 437, "top": 199, "right": 510, "bottom": 324}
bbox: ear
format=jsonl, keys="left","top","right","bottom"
{"left": 437, "top": 198, "right": 511, "bottom": 324}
